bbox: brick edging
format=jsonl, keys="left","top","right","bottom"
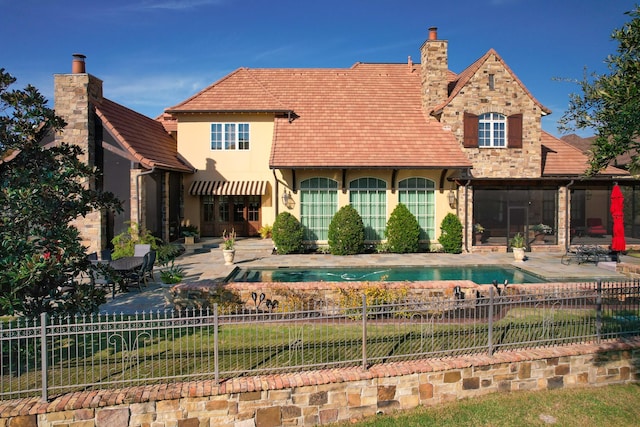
{"left": 2, "top": 337, "right": 639, "bottom": 418}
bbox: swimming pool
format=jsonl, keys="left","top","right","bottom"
{"left": 226, "top": 265, "right": 546, "bottom": 285}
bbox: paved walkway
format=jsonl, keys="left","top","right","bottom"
{"left": 99, "top": 238, "right": 635, "bottom": 314}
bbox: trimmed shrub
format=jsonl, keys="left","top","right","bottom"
{"left": 385, "top": 203, "right": 420, "bottom": 253}
{"left": 438, "top": 213, "right": 463, "bottom": 254}
{"left": 328, "top": 205, "right": 365, "bottom": 255}
{"left": 272, "top": 212, "right": 304, "bottom": 254}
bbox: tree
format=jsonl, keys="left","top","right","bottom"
{"left": 559, "top": 6, "right": 640, "bottom": 175}
{"left": 0, "top": 69, "right": 121, "bottom": 318}
{"left": 438, "top": 213, "right": 462, "bottom": 254}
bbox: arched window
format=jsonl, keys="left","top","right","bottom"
{"left": 478, "top": 112, "right": 506, "bottom": 147}
{"left": 398, "top": 177, "right": 435, "bottom": 240}
{"left": 349, "top": 177, "right": 387, "bottom": 241}
{"left": 300, "top": 177, "right": 338, "bottom": 241}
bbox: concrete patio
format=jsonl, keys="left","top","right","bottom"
{"left": 98, "top": 237, "right": 636, "bottom": 314}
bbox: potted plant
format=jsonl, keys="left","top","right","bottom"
{"left": 159, "top": 260, "right": 185, "bottom": 308}
{"left": 474, "top": 223, "right": 485, "bottom": 244}
{"left": 181, "top": 224, "right": 199, "bottom": 245}
{"left": 222, "top": 228, "right": 236, "bottom": 265}
{"left": 509, "top": 232, "right": 526, "bottom": 261}
{"left": 531, "top": 223, "right": 552, "bottom": 243}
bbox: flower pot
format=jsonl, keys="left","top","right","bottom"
{"left": 184, "top": 236, "right": 195, "bottom": 245}
{"left": 475, "top": 233, "right": 484, "bottom": 244}
{"left": 512, "top": 247, "right": 525, "bottom": 262}
{"left": 223, "top": 249, "right": 236, "bottom": 265}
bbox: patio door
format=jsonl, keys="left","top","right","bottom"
{"left": 201, "top": 195, "right": 261, "bottom": 237}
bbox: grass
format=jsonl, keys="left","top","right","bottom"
{"left": 2, "top": 306, "right": 639, "bottom": 398}
{"left": 331, "top": 383, "right": 640, "bottom": 426}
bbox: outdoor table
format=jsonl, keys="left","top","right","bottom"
{"left": 91, "top": 256, "right": 144, "bottom": 297}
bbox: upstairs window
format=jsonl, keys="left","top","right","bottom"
{"left": 463, "top": 112, "right": 522, "bottom": 149}
{"left": 211, "top": 123, "right": 250, "bottom": 151}
{"left": 478, "top": 113, "right": 506, "bottom": 147}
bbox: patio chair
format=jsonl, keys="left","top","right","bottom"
{"left": 125, "top": 252, "right": 150, "bottom": 291}
{"left": 586, "top": 218, "right": 606, "bottom": 236}
{"left": 134, "top": 244, "right": 151, "bottom": 257}
{"left": 100, "top": 249, "right": 112, "bottom": 261}
{"left": 143, "top": 250, "right": 156, "bottom": 284}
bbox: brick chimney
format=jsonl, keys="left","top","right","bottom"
{"left": 420, "top": 27, "right": 449, "bottom": 112}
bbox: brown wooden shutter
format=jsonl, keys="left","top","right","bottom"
{"left": 463, "top": 112, "right": 478, "bottom": 148}
{"left": 507, "top": 113, "right": 523, "bottom": 148}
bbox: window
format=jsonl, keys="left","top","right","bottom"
{"left": 488, "top": 74, "right": 495, "bottom": 90}
{"left": 398, "top": 177, "right": 435, "bottom": 240}
{"left": 300, "top": 178, "right": 338, "bottom": 241}
{"left": 349, "top": 177, "right": 387, "bottom": 241}
{"left": 211, "top": 123, "right": 250, "bottom": 150}
{"left": 478, "top": 113, "right": 506, "bottom": 147}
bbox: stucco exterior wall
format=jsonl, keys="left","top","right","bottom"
{"left": 177, "top": 113, "right": 277, "bottom": 230}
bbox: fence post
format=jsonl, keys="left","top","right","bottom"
{"left": 487, "top": 286, "right": 494, "bottom": 356}
{"left": 214, "top": 304, "right": 219, "bottom": 384}
{"left": 596, "top": 279, "right": 602, "bottom": 344}
{"left": 362, "top": 294, "right": 367, "bottom": 370}
{"left": 40, "top": 312, "right": 48, "bottom": 402}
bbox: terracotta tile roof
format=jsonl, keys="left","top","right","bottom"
{"left": 432, "top": 49, "right": 551, "bottom": 116}
{"left": 541, "top": 131, "right": 627, "bottom": 176}
{"left": 156, "top": 112, "right": 178, "bottom": 133}
{"left": 96, "top": 98, "right": 194, "bottom": 172}
{"left": 168, "top": 63, "right": 472, "bottom": 169}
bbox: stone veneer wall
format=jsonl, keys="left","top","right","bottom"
{"left": 53, "top": 72, "right": 105, "bottom": 254}
{"left": 439, "top": 52, "right": 542, "bottom": 178}
{"left": 1, "top": 339, "right": 638, "bottom": 427}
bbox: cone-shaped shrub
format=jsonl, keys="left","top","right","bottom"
{"left": 272, "top": 212, "right": 304, "bottom": 254}
{"left": 328, "top": 205, "right": 365, "bottom": 255}
{"left": 438, "top": 213, "right": 463, "bottom": 254}
{"left": 385, "top": 203, "right": 420, "bottom": 253}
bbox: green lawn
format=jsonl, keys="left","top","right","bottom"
{"left": 332, "top": 383, "right": 640, "bottom": 426}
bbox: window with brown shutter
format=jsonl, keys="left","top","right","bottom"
{"left": 463, "top": 112, "right": 478, "bottom": 148}
{"left": 507, "top": 114, "right": 523, "bottom": 148}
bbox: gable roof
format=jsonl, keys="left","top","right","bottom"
{"left": 168, "top": 63, "right": 472, "bottom": 169}
{"left": 541, "top": 131, "right": 627, "bottom": 176}
{"left": 431, "top": 49, "right": 552, "bottom": 116}
{"left": 96, "top": 98, "right": 194, "bottom": 172}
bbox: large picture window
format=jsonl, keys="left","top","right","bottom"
{"left": 211, "top": 123, "right": 250, "bottom": 151}
{"left": 300, "top": 178, "right": 338, "bottom": 241}
{"left": 349, "top": 177, "right": 387, "bottom": 241}
{"left": 398, "top": 177, "right": 435, "bottom": 240}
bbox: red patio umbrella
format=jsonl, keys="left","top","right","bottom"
{"left": 610, "top": 184, "right": 626, "bottom": 252}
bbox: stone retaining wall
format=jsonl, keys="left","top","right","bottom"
{"left": 2, "top": 339, "right": 638, "bottom": 427}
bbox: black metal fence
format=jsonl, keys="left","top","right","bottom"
{"left": 2, "top": 280, "right": 639, "bottom": 401}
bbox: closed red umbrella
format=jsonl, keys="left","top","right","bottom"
{"left": 610, "top": 184, "right": 626, "bottom": 252}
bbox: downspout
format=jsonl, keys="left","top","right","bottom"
{"left": 273, "top": 170, "right": 280, "bottom": 217}
{"left": 565, "top": 179, "right": 574, "bottom": 252}
{"left": 136, "top": 166, "right": 156, "bottom": 226}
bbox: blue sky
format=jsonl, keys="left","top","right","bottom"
{"left": 0, "top": 0, "right": 635, "bottom": 137}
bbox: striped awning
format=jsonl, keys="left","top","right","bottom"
{"left": 189, "top": 180, "right": 268, "bottom": 196}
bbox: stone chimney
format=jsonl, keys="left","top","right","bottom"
{"left": 53, "top": 54, "right": 103, "bottom": 168}
{"left": 53, "top": 54, "right": 105, "bottom": 252}
{"left": 420, "top": 27, "right": 449, "bottom": 112}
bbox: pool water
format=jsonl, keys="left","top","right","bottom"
{"left": 227, "top": 266, "right": 546, "bottom": 284}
